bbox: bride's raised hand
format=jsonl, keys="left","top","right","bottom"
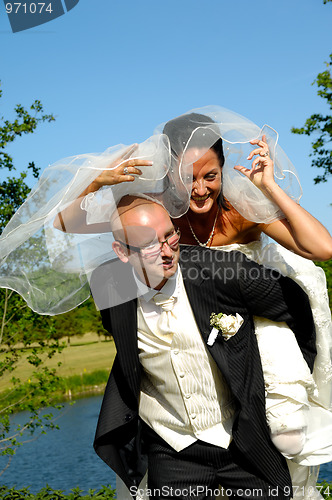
{"left": 233, "top": 134, "right": 275, "bottom": 192}
{"left": 92, "top": 144, "right": 153, "bottom": 190}
{"left": 54, "top": 144, "right": 153, "bottom": 233}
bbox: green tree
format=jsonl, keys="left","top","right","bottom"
{"left": 51, "top": 298, "right": 106, "bottom": 345}
{"left": 315, "top": 259, "right": 332, "bottom": 309}
{"left": 0, "top": 82, "right": 64, "bottom": 470}
{"left": 291, "top": 53, "right": 332, "bottom": 184}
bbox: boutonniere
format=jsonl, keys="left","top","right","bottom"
{"left": 207, "top": 312, "right": 244, "bottom": 346}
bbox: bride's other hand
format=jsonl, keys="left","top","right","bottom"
{"left": 233, "top": 136, "right": 332, "bottom": 260}
{"left": 90, "top": 144, "right": 153, "bottom": 191}
{"left": 233, "top": 135, "right": 275, "bottom": 192}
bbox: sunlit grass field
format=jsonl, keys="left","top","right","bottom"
{"left": 0, "top": 332, "right": 116, "bottom": 392}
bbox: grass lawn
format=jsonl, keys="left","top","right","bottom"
{"left": 0, "top": 332, "right": 116, "bottom": 392}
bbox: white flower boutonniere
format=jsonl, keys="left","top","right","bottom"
{"left": 207, "top": 312, "right": 244, "bottom": 346}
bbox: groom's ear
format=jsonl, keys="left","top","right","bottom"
{"left": 112, "top": 241, "right": 129, "bottom": 263}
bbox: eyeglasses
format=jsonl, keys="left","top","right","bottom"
{"left": 118, "top": 228, "right": 181, "bottom": 258}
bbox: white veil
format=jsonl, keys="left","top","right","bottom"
{"left": 0, "top": 105, "right": 302, "bottom": 314}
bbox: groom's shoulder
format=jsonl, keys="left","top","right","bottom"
{"left": 90, "top": 257, "right": 133, "bottom": 286}
{"left": 90, "top": 258, "right": 137, "bottom": 310}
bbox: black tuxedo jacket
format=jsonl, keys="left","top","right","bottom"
{"left": 92, "top": 246, "right": 316, "bottom": 493}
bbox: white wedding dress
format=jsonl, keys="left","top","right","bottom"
{"left": 211, "top": 240, "right": 332, "bottom": 500}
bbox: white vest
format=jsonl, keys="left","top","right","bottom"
{"left": 137, "top": 270, "right": 235, "bottom": 452}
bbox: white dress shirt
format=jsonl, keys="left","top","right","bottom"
{"left": 134, "top": 269, "right": 235, "bottom": 452}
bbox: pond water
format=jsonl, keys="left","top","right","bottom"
{"left": 0, "top": 395, "right": 331, "bottom": 495}
{"left": 0, "top": 395, "right": 115, "bottom": 494}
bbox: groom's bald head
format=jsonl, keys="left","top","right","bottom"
{"left": 110, "top": 196, "right": 164, "bottom": 239}
{"left": 111, "top": 195, "right": 180, "bottom": 290}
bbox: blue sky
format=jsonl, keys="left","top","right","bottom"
{"left": 0, "top": 0, "right": 331, "bottom": 232}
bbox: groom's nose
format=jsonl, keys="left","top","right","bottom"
{"left": 160, "top": 242, "right": 173, "bottom": 257}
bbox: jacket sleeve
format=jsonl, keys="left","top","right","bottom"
{"left": 237, "top": 254, "right": 316, "bottom": 371}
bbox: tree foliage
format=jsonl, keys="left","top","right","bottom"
{"left": 0, "top": 83, "right": 65, "bottom": 468}
{"left": 0, "top": 83, "right": 106, "bottom": 471}
{"left": 291, "top": 53, "right": 332, "bottom": 184}
{"left": 53, "top": 298, "right": 106, "bottom": 343}
{"left": 0, "top": 484, "right": 116, "bottom": 499}
{"left": 315, "top": 259, "right": 332, "bottom": 309}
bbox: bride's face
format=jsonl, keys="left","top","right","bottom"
{"left": 189, "top": 148, "right": 222, "bottom": 215}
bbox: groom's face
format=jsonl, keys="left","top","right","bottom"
{"left": 112, "top": 201, "right": 180, "bottom": 290}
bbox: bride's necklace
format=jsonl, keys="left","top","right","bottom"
{"left": 186, "top": 207, "right": 220, "bottom": 247}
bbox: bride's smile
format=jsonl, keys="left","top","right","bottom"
{"left": 189, "top": 148, "right": 222, "bottom": 215}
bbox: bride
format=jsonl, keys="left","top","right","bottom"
{"left": 53, "top": 107, "right": 332, "bottom": 261}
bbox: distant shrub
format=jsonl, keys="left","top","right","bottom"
{"left": 61, "top": 370, "right": 109, "bottom": 392}
{"left": 0, "top": 484, "right": 116, "bottom": 499}
{"left": 317, "top": 480, "right": 332, "bottom": 500}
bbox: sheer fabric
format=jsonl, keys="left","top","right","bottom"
{"left": 0, "top": 106, "right": 302, "bottom": 314}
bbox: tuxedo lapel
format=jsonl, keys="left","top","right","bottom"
{"left": 181, "top": 258, "right": 231, "bottom": 384}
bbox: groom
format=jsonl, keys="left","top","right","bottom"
{"left": 91, "top": 196, "right": 316, "bottom": 500}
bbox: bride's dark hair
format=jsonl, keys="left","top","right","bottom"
{"left": 163, "top": 112, "right": 229, "bottom": 212}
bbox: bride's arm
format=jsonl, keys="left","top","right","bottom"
{"left": 260, "top": 195, "right": 332, "bottom": 261}
{"left": 53, "top": 146, "right": 152, "bottom": 234}
{"left": 234, "top": 135, "right": 332, "bottom": 261}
